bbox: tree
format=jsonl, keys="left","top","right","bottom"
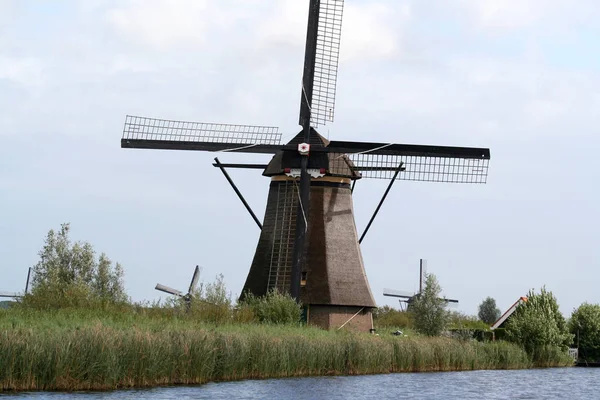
{"left": 410, "top": 273, "right": 450, "bottom": 336}
{"left": 569, "top": 302, "right": 600, "bottom": 362}
{"left": 478, "top": 297, "right": 501, "bottom": 325}
{"left": 505, "top": 286, "right": 572, "bottom": 358}
{"left": 26, "top": 223, "right": 127, "bottom": 308}
{"left": 94, "top": 253, "right": 126, "bottom": 303}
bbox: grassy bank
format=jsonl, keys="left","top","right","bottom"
{"left": 0, "top": 308, "right": 573, "bottom": 391}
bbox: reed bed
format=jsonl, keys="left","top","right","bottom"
{"left": 0, "top": 309, "right": 570, "bottom": 391}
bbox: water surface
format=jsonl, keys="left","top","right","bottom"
{"left": 2, "top": 368, "right": 597, "bottom": 399}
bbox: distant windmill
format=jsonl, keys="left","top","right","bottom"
{"left": 383, "top": 259, "right": 458, "bottom": 311}
{"left": 0, "top": 267, "right": 32, "bottom": 300}
{"left": 155, "top": 265, "right": 201, "bottom": 308}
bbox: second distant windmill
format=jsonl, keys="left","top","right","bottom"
{"left": 383, "top": 259, "right": 458, "bottom": 311}
{"left": 155, "top": 265, "right": 201, "bottom": 309}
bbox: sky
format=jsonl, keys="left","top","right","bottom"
{"left": 1, "top": 0, "right": 599, "bottom": 317}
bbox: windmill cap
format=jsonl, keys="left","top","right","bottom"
{"left": 262, "top": 128, "right": 361, "bottom": 179}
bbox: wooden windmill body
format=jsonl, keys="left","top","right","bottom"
{"left": 120, "top": 0, "right": 491, "bottom": 332}
{"left": 242, "top": 132, "right": 377, "bottom": 330}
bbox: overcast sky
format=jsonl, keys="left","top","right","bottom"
{"left": 1, "top": 0, "right": 599, "bottom": 317}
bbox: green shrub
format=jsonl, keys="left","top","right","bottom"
{"left": 493, "top": 328, "right": 507, "bottom": 341}
{"left": 241, "top": 289, "right": 302, "bottom": 325}
{"left": 505, "top": 286, "right": 573, "bottom": 362}
{"left": 448, "top": 311, "right": 491, "bottom": 331}
{"left": 186, "top": 274, "right": 233, "bottom": 324}
{"left": 373, "top": 306, "right": 413, "bottom": 329}
{"left": 232, "top": 303, "right": 257, "bottom": 324}
{"left": 22, "top": 223, "right": 127, "bottom": 310}
{"left": 569, "top": 302, "right": 600, "bottom": 362}
{"left": 411, "top": 273, "right": 450, "bottom": 336}
{"left": 477, "top": 297, "right": 501, "bottom": 325}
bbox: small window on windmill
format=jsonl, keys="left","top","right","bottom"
{"left": 301, "top": 272, "right": 308, "bottom": 287}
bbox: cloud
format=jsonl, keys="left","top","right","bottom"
{"left": 440, "top": 56, "right": 600, "bottom": 136}
{"left": 341, "top": 53, "right": 600, "bottom": 145}
{"left": 0, "top": 0, "right": 18, "bottom": 24}
{"left": 463, "top": 0, "right": 551, "bottom": 29}
{"left": 107, "top": 0, "right": 409, "bottom": 64}
{"left": 460, "top": 0, "right": 598, "bottom": 30}
{"left": 106, "top": 0, "right": 275, "bottom": 53}
{"left": 341, "top": 2, "right": 410, "bottom": 62}
{"left": 108, "top": 0, "right": 213, "bottom": 50}
{"left": 0, "top": 56, "right": 43, "bottom": 88}
{"left": 254, "top": 0, "right": 411, "bottom": 63}
{"left": 255, "top": 1, "right": 307, "bottom": 48}
{"left": 0, "top": 3, "right": 43, "bottom": 91}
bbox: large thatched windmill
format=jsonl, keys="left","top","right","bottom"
{"left": 120, "top": 0, "right": 490, "bottom": 332}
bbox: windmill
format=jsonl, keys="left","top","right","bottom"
{"left": 0, "top": 267, "right": 32, "bottom": 301}
{"left": 155, "top": 265, "right": 201, "bottom": 308}
{"left": 0, "top": 291, "right": 21, "bottom": 300}
{"left": 383, "top": 259, "right": 458, "bottom": 311}
{"left": 120, "top": 0, "right": 490, "bottom": 332}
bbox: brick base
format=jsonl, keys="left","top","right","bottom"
{"left": 307, "top": 305, "right": 374, "bottom": 332}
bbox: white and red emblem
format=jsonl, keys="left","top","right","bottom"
{"left": 298, "top": 142, "right": 310, "bottom": 156}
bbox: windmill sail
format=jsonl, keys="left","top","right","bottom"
{"left": 325, "top": 141, "right": 490, "bottom": 183}
{"left": 383, "top": 288, "right": 414, "bottom": 299}
{"left": 155, "top": 284, "right": 183, "bottom": 297}
{"left": 310, "top": 0, "right": 344, "bottom": 127}
{"left": 121, "top": 115, "right": 282, "bottom": 153}
{"left": 420, "top": 259, "right": 427, "bottom": 293}
{"left": 188, "top": 265, "right": 201, "bottom": 294}
{"left": 0, "top": 291, "right": 20, "bottom": 298}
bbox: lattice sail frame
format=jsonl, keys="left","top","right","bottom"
{"left": 120, "top": 116, "right": 490, "bottom": 183}
{"left": 311, "top": 0, "right": 344, "bottom": 128}
{"left": 122, "top": 115, "right": 282, "bottom": 145}
{"left": 330, "top": 152, "right": 490, "bottom": 183}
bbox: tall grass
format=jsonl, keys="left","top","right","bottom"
{"left": 0, "top": 308, "right": 572, "bottom": 391}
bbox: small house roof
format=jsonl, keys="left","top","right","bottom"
{"left": 491, "top": 296, "right": 528, "bottom": 330}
